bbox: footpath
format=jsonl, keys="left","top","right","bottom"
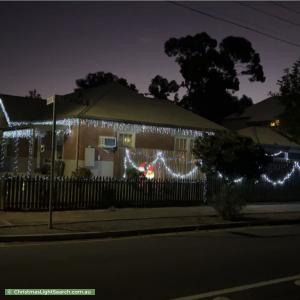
{"left": 0, "top": 203, "right": 300, "bottom": 242}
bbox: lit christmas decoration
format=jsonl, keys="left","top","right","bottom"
{"left": 13, "top": 137, "right": 19, "bottom": 173}
{"left": 1, "top": 97, "right": 299, "bottom": 185}
{"left": 261, "top": 161, "right": 300, "bottom": 186}
{"left": 0, "top": 98, "right": 12, "bottom": 126}
{"left": 217, "top": 172, "right": 244, "bottom": 184}
{"left": 138, "top": 162, "right": 155, "bottom": 179}
{"left": 124, "top": 148, "right": 300, "bottom": 184}
{"left": 0, "top": 137, "right": 7, "bottom": 169}
{"left": 145, "top": 164, "right": 155, "bottom": 179}
{"left": 3, "top": 129, "right": 34, "bottom": 139}
{"left": 124, "top": 149, "right": 199, "bottom": 179}
{"left": 217, "top": 161, "right": 300, "bottom": 186}
{"left": 27, "top": 136, "right": 34, "bottom": 175}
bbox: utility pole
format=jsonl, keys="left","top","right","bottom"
{"left": 49, "top": 95, "right": 57, "bottom": 229}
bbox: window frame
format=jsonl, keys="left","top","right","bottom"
{"left": 174, "top": 137, "right": 195, "bottom": 152}
{"left": 117, "top": 132, "right": 135, "bottom": 148}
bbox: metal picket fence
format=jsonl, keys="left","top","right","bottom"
{"left": 0, "top": 171, "right": 299, "bottom": 211}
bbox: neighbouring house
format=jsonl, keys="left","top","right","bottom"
{"left": 238, "top": 126, "right": 300, "bottom": 160}
{"left": 223, "top": 96, "right": 285, "bottom": 130}
{"left": 223, "top": 95, "right": 300, "bottom": 160}
{"left": 0, "top": 83, "right": 225, "bottom": 179}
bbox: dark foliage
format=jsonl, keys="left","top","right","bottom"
{"left": 75, "top": 71, "right": 138, "bottom": 92}
{"left": 193, "top": 130, "right": 271, "bottom": 184}
{"left": 148, "top": 75, "right": 180, "bottom": 100}
{"left": 212, "top": 185, "right": 246, "bottom": 221}
{"left": 274, "top": 58, "right": 300, "bottom": 139}
{"left": 164, "top": 33, "right": 264, "bottom": 122}
{"left": 26, "top": 89, "right": 42, "bottom": 100}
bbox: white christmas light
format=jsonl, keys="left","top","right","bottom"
{"left": 3, "top": 129, "right": 33, "bottom": 138}
{"left": 261, "top": 161, "right": 300, "bottom": 186}
{"left": 123, "top": 148, "right": 199, "bottom": 179}
{"left": 0, "top": 137, "right": 7, "bottom": 169}
{"left": 217, "top": 172, "right": 244, "bottom": 184}
{"left": 13, "top": 138, "right": 19, "bottom": 173}
{"left": 0, "top": 98, "right": 12, "bottom": 126}
{"left": 217, "top": 161, "right": 300, "bottom": 186}
{"left": 268, "top": 151, "right": 284, "bottom": 157}
{"left": 5, "top": 117, "right": 212, "bottom": 138}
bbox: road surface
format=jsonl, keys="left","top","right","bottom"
{"left": 1, "top": 225, "right": 300, "bottom": 299}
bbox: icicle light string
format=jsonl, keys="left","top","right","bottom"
{"left": 13, "top": 137, "right": 19, "bottom": 173}
{"left": 27, "top": 135, "right": 34, "bottom": 175}
{"left": 0, "top": 137, "right": 7, "bottom": 169}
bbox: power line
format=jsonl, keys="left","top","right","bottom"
{"left": 271, "top": 2, "right": 300, "bottom": 15}
{"left": 238, "top": 2, "right": 300, "bottom": 28}
{"left": 168, "top": 1, "right": 300, "bottom": 48}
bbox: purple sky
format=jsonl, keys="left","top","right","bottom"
{"left": 0, "top": 1, "right": 300, "bottom": 103}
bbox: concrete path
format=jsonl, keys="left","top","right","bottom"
{"left": 1, "top": 203, "right": 300, "bottom": 227}
{"left": 0, "top": 203, "right": 300, "bottom": 241}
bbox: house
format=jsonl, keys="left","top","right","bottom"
{"left": 222, "top": 96, "right": 285, "bottom": 130}
{"left": 238, "top": 126, "right": 300, "bottom": 160}
{"left": 0, "top": 83, "right": 225, "bottom": 179}
{"left": 223, "top": 95, "right": 300, "bottom": 160}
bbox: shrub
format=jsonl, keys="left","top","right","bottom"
{"left": 72, "top": 167, "right": 93, "bottom": 179}
{"left": 211, "top": 185, "right": 246, "bottom": 221}
{"left": 126, "top": 167, "right": 143, "bottom": 180}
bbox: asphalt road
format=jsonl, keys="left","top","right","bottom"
{"left": 1, "top": 225, "right": 300, "bottom": 300}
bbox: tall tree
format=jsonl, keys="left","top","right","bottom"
{"left": 274, "top": 57, "right": 300, "bottom": 139}
{"left": 164, "top": 33, "right": 264, "bottom": 122}
{"left": 26, "top": 89, "right": 42, "bottom": 100}
{"left": 237, "top": 95, "right": 253, "bottom": 113}
{"left": 148, "top": 75, "right": 180, "bottom": 101}
{"left": 75, "top": 72, "right": 138, "bottom": 92}
{"left": 276, "top": 58, "right": 300, "bottom": 96}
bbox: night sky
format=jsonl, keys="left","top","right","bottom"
{"left": 1, "top": 1, "right": 300, "bottom": 103}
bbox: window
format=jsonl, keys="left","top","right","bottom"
{"left": 189, "top": 139, "right": 195, "bottom": 153}
{"left": 118, "top": 133, "right": 135, "bottom": 148}
{"left": 270, "top": 119, "right": 280, "bottom": 128}
{"left": 174, "top": 137, "right": 187, "bottom": 151}
{"left": 174, "top": 137, "right": 196, "bottom": 152}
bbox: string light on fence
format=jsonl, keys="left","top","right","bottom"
{"left": 217, "top": 172, "right": 244, "bottom": 184}
{"left": 123, "top": 148, "right": 200, "bottom": 179}
{"left": 267, "top": 151, "right": 284, "bottom": 157}
{"left": 156, "top": 151, "right": 198, "bottom": 179}
{"left": 261, "top": 161, "right": 300, "bottom": 186}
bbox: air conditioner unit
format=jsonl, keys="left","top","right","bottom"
{"left": 99, "top": 136, "right": 117, "bottom": 148}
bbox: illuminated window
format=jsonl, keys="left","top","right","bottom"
{"left": 270, "top": 119, "right": 280, "bottom": 128}
{"left": 175, "top": 137, "right": 187, "bottom": 151}
{"left": 118, "top": 133, "right": 135, "bottom": 148}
